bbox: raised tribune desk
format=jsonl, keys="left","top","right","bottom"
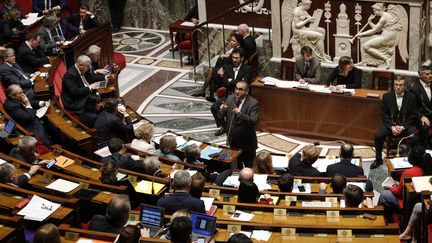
{"left": 252, "top": 79, "right": 386, "bottom": 145}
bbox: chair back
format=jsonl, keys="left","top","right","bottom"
{"left": 281, "top": 59, "right": 295, "bottom": 80}
{"left": 372, "top": 70, "right": 395, "bottom": 91}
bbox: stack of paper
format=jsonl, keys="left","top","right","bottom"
{"left": 271, "top": 155, "right": 289, "bottom": 169}
{"left": 134, "top": 180, "right": 165, "bottom": 194}
{"left": 116, "top": 172, "right": 127, "bottom": 181}
{"left": 21, "top": 13, "right": 40, "bottom": 26}
{"left": 412, "top": 176, "right": 432, "bottom": 192}
{"left": 251, "top": 230, "right": 272, "bottom": 241}
{"left": 46, "top": 179, "right": 79, "bottom": 193}
{"left": 200, "top": 146, "right": 222, "bottom": 160}
{"left": 254, "top": 174, "right": 272, "bottom": 191}
{"left": 94, "top": 146, "right": 111, "bottom": 157}
{"left": 390, "top": 157, "right": 412, "bottom": 169}
{"left": 0, "top": 158, "right": 6, "bottom": 165}
{"left": 231, "top": 210, "right": 254, "bottom": 221}
{"left": 18, "top": 195, "right": 61, "bottom": 221}
{"left": 200, "top": 197, "right": 215, "bottom": 211}
{"left": 223, "top": 175, "right": 240, "bottom": 187}
{"left": 180, "top": 21, "right": 196, "bottom": 27}
{"left": 302, "top": 201, "right": 332, "bottom": 207}
{"left": 36, "top": 100, "right": 50, "bottom": 118}
{"left": 313, "top": 158, "right": 360, "bottom": 173}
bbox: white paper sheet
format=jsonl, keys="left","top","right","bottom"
{"left": 381, "top": 176, "right": 396, "bottom": 188}
{"left": 180, "top": 21, "right": 196, "bottom": 27}
{"left": 231, "top": 210, "right": 254, "bottom": 221}
{"left": 200, "top": 197, "right": 215, "bottom": 211}
{"left": 312, "top": 158, "right": 360, "bottom": 173}
{"left": 153, "top": 132, "right": 187, "bottom": 147}
{"left": 0, "top": 158, "right": 6, "bottom": 164}
{"left": 412, "top": 176, "right": 432, "bottom": 192}
{"left": 301, "top": 201, "right": 332, "bottom": 207}
{"left": 94, "top": 146, "right": 111, "bottom": 157}
{"left": 18, "top": 195, "right": 61, "bottom": 221}
{"left": 347, "top": 182, "right": 366, "bottom": 191}
{"left": 36, "top": 100, "right": 50, "bottom": 118}
{"left": 272, "top": 155, "right": 289, "bottom": 169}
{"left": 390, "top": 157, "right": 412, "bottom": 169}
{"left": 251, "top": 230, "right": 272, "bottom": 241}
{"left": 223, "top": 175, "right": 240, "bottom": 187}
{"left": 254, "top": 174, "right": 271, "bottom": 191}
{"left": 46, "top": 178, "right": 79, "bottom": 193}
{"left": 116, "top": 172, "right": 127, "bottom": 181}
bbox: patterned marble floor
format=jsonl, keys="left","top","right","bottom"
{"left": 115, "top": 27, "right": 389, "bottom": 199}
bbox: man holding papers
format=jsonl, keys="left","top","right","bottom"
{"left": 219, "top": 81, "right": 259, "bottom": 168}
{"left": 371, "top": 77, "right": 418, "bottom": 169}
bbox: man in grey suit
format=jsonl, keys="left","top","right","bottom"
{"left": 294, "top": 46, "right": 321, "bottom": 83}
{"left": 220, "top": 81, "right": 259, "bottom": 168}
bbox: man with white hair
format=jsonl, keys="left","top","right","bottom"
{"left": 236, "top": 23, "right": 256, "bottom": 59}
{"left": 157, "top": 170, "right": 205, "bottom": 214}
{"left": 61, "top": 55, "right": 100, "bottom": 114}
{"left": 86, "top": 45, "right": 109, "bottom": 81}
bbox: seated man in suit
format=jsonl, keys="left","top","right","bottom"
{"left": 32, "top": 0, "right": 66, "bottom": 16}
{"left": 0, "top": 0, "right": 25, "bottom": 19}
{"left": 9, "top": 136, "right": 50, "bottom": 165}
{"left": 157, "top": 170, "right": 205, "bottom": 214}
{"left": 101, "top": 137, "right": 146, "bottom": 173}
{"left": 0, "top": 48, "right": 41, "bottom": 99}
{"left": 0, "top": 162, "right": 40, "bottom": 187}
{"left": 372, "top": 77, "right": 419, "bottom": 169}
{"left": 236, "top": 23, "right": 256, "bottom": 60}
{"left": 61, "top": 55, "right": 100, "bottom": 114}
{"left": 294, "top": 46, "right": 321, "bottom": 83}
{"left": 3, "top": 85, "right": 51, "bottom": 146}
{"left": 319, "top": 173, "right": 347, "bottom": 194}
{"left": 278, "top": 173, "right": 294, "bottom": 192}
{"left": 211, "top": 49, "right": 252, "bottom": 136}
{"left": 16, "top": 32, "right": 50, "bottom": 74}
{"left": 326, "top": 144, "right": 364, "bottom": 177}
{"left": 143, "top": 156, "right": 161, "bottom": 175}
{"left": 94, "top": 98, "right": 134, "bottom": 146}
{"left": 288, "top": 144, "right": 321, "bottom": 176}
{"left": 66, "top": 4, "right": 100, "bottom": 36}
{"left": 89, "top": 194, "right": 131, "bottom": 234}
{"left": 238, "top": 180, "right": 259, "bottom": 203}
{"left": 409, "top": 65, "right": 432, "bottom": 148}
{"left": 38, "top": 16, "right": 63, "bottom": 56}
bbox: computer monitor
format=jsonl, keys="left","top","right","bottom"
{"left": 190, "top": 212, "right": 216, "bottom": 237}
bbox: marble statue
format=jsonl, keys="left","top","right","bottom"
{"left": 333, "top": 3, "right": 351, "bottom": 63}
{"left": 354, "top": 3, "right": 408, "bottom": 69}
{"left": 281, "top": 0, "right": 330, "bottom": 61}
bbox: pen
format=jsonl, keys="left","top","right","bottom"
{"left": 62, "top": 159, "right": 68, "bottom": 165}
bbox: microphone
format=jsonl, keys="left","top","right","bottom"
{"left": 226, "top": 100, "right": 241, "bottom": 146}
{"left": 396, "top": 134, "right": 415, "bottom": 157}
{"left": 235, "top": 99, "right": 241, "bottom": 108}
{"left": 313, "top": 140, "right": 346, "bottom": 146}
{"left": 151, "top": 168, "right": 162, "bottom": 195}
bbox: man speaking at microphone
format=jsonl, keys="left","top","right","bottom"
{"left": 219, "top": 81, "right": 259, "bottom": 168}
{"left": 371, "top": 77, "right": 419, "bottom": 169}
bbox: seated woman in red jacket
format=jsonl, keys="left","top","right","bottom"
{"left": 378, "top": 146, "right": 425, "bottom": 222}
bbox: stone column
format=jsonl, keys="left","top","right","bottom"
{"left": 409, "top": 2, "right": 423, "bottom": 71}
{"left": 271, "top": 0, "right": 281, "bottom": 58}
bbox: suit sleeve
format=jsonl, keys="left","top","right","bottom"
{"left": 242, "top": 65, "right": 252, "bottom": 83}
{"left": 346, "top": 68, "right": 362, "bottom": 89}
{"left": 88, "top": 16, "right": 100, "bottom": 28}
{"left": 62, "top": 74, "right": 92, "bottom": 98}
{"left": 401, "top": 95, "right": 417, "bottom": 129}
{"left": 304, "top": 61, "right": 321, "bottom": 83}
{"left": 238, "top": 99, "right": 259, "bottom": 127}
{"left": 0, "top": 68, "right": 32, "bottom": 89}
{"left": 381, "top": 94, "right": 393, "bottom": 129}
{"left": 6, "top": 103, "right": 37, "bottom": 125}
{"left": 17, "top": 174, "right": 29, "bottom": 187}
{"left": 294, "top": 60, "right": 302, "bottom": 81}
{"left": 23, "top": 48, "right": 49, "bottom": 69}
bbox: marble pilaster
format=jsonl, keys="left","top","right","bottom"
{"left": 408, "top": 3, "right": 423, "bottom": 71}
{"left": 271, "top": 0, "right": 281, "bottom": 58}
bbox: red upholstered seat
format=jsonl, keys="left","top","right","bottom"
{"left": 0, "top": 81, "right": 6, "bottom": 104}
{"left": 114, "top": 52, "right": 126, "bottom": 72}
{"left": 216, "top": 87, "right": 227, "bottom": 97}
{"left": 178, "top": 40, "right": 192, "bottom": 49}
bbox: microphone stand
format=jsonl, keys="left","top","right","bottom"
{"left": 151, "top": 169, "right": 162, "bottom": 195}
{"left": 396, "top": 134, "right": 415, "bottom": 157}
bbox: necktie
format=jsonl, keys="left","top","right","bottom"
{"left": 56, "top": 26, "right": 64, "bottom": 41}
{"left": 304, "top": 63, "right": 309, "bottom": 77}
{"left": 14, "top": 66, "right": 29, "bottom": 80}
{"left": 235, "top": 100, "right": 241, "bottom": 108}
{"left": 81, "top": 74, "right": 90, "bottom": 87}
{"left": 48, "top": 29, "right": 58, "bottom": 54}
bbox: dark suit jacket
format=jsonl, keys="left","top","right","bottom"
{"left": 325, "top": 159, "right": 364, "bottom": 177}
{"left": 88, "top": 214, "right": 123, "bottom": 234}
{"left": 66, "top": 13, "right": 100, "bottom": 35}
{"left": 294, "top": 56, "right": 321, "bottom": 83}
{"left": 61, "top": 65, "right": 96, "bottom": 113}
{"left": 241, "top": 35, "right": 256, "bottom": 59}
{"left": 32, "top": 0, "right": 66, "bottom": 15}
{"left": 101, "top": 152, "right": 146, "bottom": 173}
{"left": 381, "top": 91, "right": 417, "bottom": 130}
{"left": 0, "top": 62, "right": 33, "bottom": 90}
{"left": 94, "top": 111, "right": 133, "bottom": 145}
{"left": 9, "top": 147, "right": 38, "bottom": 164}
{"left": 38, "top": 26, "right": 59, "bottom": 56}
{"left": 224, "top": 94, "right": 259, "bottom": 153}
{"left": 409, "top": 79, "right": 432, "bottom": 119}
{"left": 16, "top": 42, "right": 49, "bottom": 74}
{"left": 79, "top": 111, "right": 98, "bottom": 128}
{"left": 3, "top": 98, "right": 51, "bottom": 145}
{"left": 325, "top": 66, "right": 362, "bottom": 88}
{"left": 288, "top": 153, "right": 321, "bottom": 176}
{"left": 222, "top": 64, "right": 252, "bottom": 93}
{"left": 157, "top": 191, "right": 205, "bottom": 215}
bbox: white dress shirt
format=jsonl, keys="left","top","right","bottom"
{"left": 396, "top": 92, "right": 404, "bottom": 111}
{"left": 420, "top": 80, "right": 431, "bottom": 101}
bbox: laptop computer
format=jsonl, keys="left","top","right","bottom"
{"left": 0, "top": 120, "right": 16, "bottom": 138}
{"left": 140, "top": 204, "right": 165, "bottom": 237}
{"left": 190, "top": 212, "right": 217, "bottom": 243}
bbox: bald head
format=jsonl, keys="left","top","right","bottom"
{"left": 340, "top": 143, "right": 354, "bottom": 160}
{"left": 239, "top": 167, "right": 254, "bottom": 183}
{"left": 237, "top": 23, "right": 250, "bottom": 36}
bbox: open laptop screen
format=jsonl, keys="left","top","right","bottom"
{"left": 140, "top": 204, "right": 164, "bottom": 227}
{"left": 5, "top": 120, "right": 15, "bottom": 134}
{"left": 191, "top": 212, "right": 216, "bottom": 237}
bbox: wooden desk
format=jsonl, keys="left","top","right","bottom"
{"left": 385, "top": 157, "right": 407, "bottom": 181}
{"left": 34, "top": 56, "right": 57, "bottom": 100}
{"left": 252, "top": 80, "right": 386, "bottom": 145}
{"left": 0, "top": 215, "right": 24, "bottom": 243}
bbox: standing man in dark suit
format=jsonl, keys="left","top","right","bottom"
{"left": 0, "top": 48, "right": 40, "bottom": 99}
{"left": 219, "top": 81, "right": 259, "bottom": 168}
{"left": 3, "top": 85, "right": 51, "bottom": 146}
{"left": 157, "top": 170, "right": 205, "bottom": 214}
{"left": 371, "top": 77, "right": 419, "bottom": 169}
{"left": 211, "top": 48, "right": 252, "bottom": 135}
{"left": 101, "top": 137, "right": 146, "bottom": 173}
{"left": 326, "top": 144, "right": 364, "bottom": 177}
{"left": 409, "top": 65, "right": 432, "bottom": 148}
{"left": 236, "top": 23, "right": 256, "bottom": 60}
{"left": 66, "top": 4, "right": 100, "bottom": 36}
{"left": 94, "top": 98, "right": 134, "bottom": 146}
{"left": 294, "top": 46, "right": 321, "bottom": 83}
{"left": 108, "top": 0, "right": 126, "bottom": 32}
{"left": 61, "top": 55, "right": 100, "bottom": 114}
{"left": 32, "top": 0, "right": 66, "bottom": 16}
{"left": 16, "top": 32, "right": 50, "bottom": 74}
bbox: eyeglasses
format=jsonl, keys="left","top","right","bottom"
{"left": 235, "top": 87, "right": 247, "bottom": 91}
{"left": 41, "top": 203, "right": 53, "bottom": 211}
